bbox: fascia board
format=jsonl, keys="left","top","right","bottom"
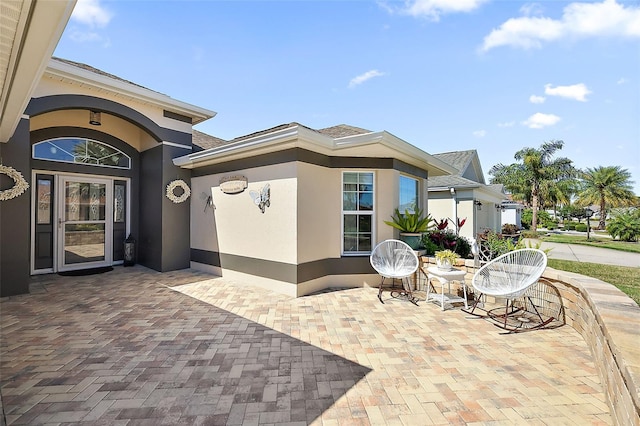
{"left": 46, "top": 60, "right": 216, "bottom": 124}
{"left": 331, "top": 131, "right": 458, "bottom": 175}
{"left": 174, "top": 125, "right": 301, "bottom": 168}
{"left": 428, "top": 184, "right": 480, "bottom": 192}
{"left": 0, "top": 0, "right": 76, "bottom": 143}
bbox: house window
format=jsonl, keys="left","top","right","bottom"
{"left": 399, "top": 175, "right": 419, "bottom": 212}
{"left": 342, "top": 172, "right": 374, "bottom": 254}
{"left": 33, "top": 138, "right": 131, "bottom": 169}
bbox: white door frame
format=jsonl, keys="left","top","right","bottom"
{"left": 56, "top": 174, "right": 113, "bottom": 272}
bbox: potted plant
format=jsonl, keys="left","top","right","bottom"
{"left": 384, "top": 208, "right": 433, "bottom": 249}
{"left": 435, "top": 249, "right": 457, "bottom": 271}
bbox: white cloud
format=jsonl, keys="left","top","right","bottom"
{"left": 498, "top": 121, "right": 516, "bottom": 127}
{"left": 522, "top": 112, "right": 561, "bottom": 128}
{"left": 617, "top": 77, "right": 628, "bottom": 84}
{"left": 529, "top": 95, "right": 546, "bottom": 104}
{"left": 71, "top": 0, "right": 113, "bottom": 28}
{"left": 348, "top": 70, "right": 386, "bottom": 88}
{"left": 473, "top": 130, "right": 487, "bottom": 137}
{"left": 480, "top": 0, "right": 640, "bottom": 52}
{"left": 520, "top": 3, "right": 544, "bottom": 17}
{"left": 396, "top": 0, "right": 488, "bottom": 21}
{"left": 544, "top": 83, "right": 591, "bottom": 101}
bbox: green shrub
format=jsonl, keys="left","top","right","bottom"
{"left": 520, "top": 230, "right": 540, "bottom": 238}
{"left": 476, "top": 229, "right": 525, "bottom": 260}
{"left": 545, "top": 222, "right": 556, "bottom": 230}
{"left": 607, "top": 208, "right": 640, "bottom": 242}
{"left": 575, "top": 223, "right": 588, "bottom": 232}
{"left": 564, "top": 223, "right": 576, "bottom": 230}
{"left": 422, "top": 230, "right": 472, "bottom": 258}
{"left": 501, "top": 223, "right": 519, "bottom": 235}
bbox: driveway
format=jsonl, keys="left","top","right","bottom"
{"left": 1, "top": 266, "right": 611, "bottom": 424}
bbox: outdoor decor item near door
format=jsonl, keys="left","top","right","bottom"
{"left": 166, "top": 179, "right": 191, "bottom": 203}
{"left": 370, "top": 239, "right": 420, "bottom": 305}
{"left": 249, "top": 183, "right": 270, "bottom": 213}
{"left": 0, "top": 164, "right": 29, "bottom": 201}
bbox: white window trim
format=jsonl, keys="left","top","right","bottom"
{"left": 341, "top": 170, "right": 375, "bottom": 256}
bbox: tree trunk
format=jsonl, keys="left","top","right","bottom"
{"left": 599, "top": 197, "right": 606, "bottom": 230}
{"left": 531, "top": 183, "right": 539, "bottom": 231}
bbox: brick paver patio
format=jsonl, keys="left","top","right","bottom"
{"left": 0, "top": 266, "right": 611, "bottom": 425}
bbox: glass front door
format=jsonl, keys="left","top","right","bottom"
{"left": 57, "top": 176, "right": 113, "bottom": 271}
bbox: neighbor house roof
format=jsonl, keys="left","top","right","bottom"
{"left": 432, "top": 150, "right": 476, "bottom": 174}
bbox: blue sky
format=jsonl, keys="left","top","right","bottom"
{"left": 54, "top": 0, "right": 640, "bottom": 194}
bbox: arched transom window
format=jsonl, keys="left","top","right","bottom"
{"left": 33, "top": 138, "right": 131, "bottom": 169}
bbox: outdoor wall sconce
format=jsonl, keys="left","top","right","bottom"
{"left": 495, "top": 204, "right": 505, "bottom": 212}
{"left": 89, "top": 110, "right": 101, "bottom": 126}
{"left": 474, "top": 200, "right": 482, "bottom": 210}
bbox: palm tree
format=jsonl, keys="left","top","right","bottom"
{"left": 489, "top": 140, "right": 574, "bottom": 231}
{"left": 576, "top": 166, "right": 636, "bottom": 229}
{"left": 541, "top": 177, "right": 578, "bottom": 223}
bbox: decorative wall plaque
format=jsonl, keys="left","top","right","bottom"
{"left": 220, "top": 175, "right": 248, "bottom": 194}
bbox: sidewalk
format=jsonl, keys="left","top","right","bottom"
{"left": 525, "top": 239, "right": 640, "bottom": 268}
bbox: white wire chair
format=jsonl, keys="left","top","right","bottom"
{"left": 370, "top": 239, "right": 420, "bottom": 305}
{"left": 463, "top": 248, "right": 551, "bottom": 332}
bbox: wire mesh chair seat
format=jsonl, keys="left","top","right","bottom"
{"left": 463, "top": 248, "right": 551, "bottom": 332}
{"left": 370, "top": 239, "right": 420, "bottom": 305}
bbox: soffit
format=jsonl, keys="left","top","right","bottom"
{"left": 0, "top": 0, "right": 76, "bottom": 143}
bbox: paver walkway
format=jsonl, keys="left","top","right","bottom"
{"left": 1, "top": 266, "right": 611, "bottom": 425}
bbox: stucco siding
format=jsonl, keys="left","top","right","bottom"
{"left": 29, "top": 109, "right": 156, "bottom": 152}
{"left": 191, "top": 163, "right": 298, "bottom": 265}
{"left": 32, "top": 76, "right": 193, "bottom": 134}
{"left": 296, "top": 162, "right": 341, "bottom": 263}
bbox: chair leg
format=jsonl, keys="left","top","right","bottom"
{"left": 462, "top": 292, "right": 485, "bottom": 316}
{"left": 378, "top": 277, "right": 386, "bottom": 304}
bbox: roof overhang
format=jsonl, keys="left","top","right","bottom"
{"left": 0, "top": 0, "right": 76, "bottom": 142}
{"left": 173, "top": 124, "right": 457, "bottom": 177}
{"left": 44, "top": 59, "right": 217, "bottom": 124}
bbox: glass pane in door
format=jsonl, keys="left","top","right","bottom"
{"left": 64, "top": 223, "right": 106, "bottom": 264}
{"left": 61, "top": 180, "right": 109, "bottom": 267}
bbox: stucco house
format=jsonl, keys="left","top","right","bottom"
{"left": 174, "top": 123, "right": 455, "bottom": 297}
{"left": 427, "top": 150, "right": 505, "bottom": 241}
{"left": 0, "top": 1, "right": 457, "bottom": 297}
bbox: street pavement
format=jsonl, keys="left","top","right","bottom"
{"left": 524, "top": 239, "right": 640, "bottom": 268}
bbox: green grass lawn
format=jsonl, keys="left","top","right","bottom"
{"left": 547, "top": 259, "right": 640, "bottom": 307}
{"left": 540, "top": 234, "right": 640, "bottom": 253}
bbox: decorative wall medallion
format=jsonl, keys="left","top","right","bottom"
{"left": 220, "top": 175, "right": 248, "bottom": 194}
{"left": 249, "top": 183, "right": 270, "bottom": 213}
{"left": 166, "top": 179, "right": 191, "bottom": 203}
{"left": 0, "top": 165, "right": 29, "bottom": 201}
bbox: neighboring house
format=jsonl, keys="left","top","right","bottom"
{"left": 427, "top": 150, "right": 505, "bottom": 241}
{"left": 501, "top": 200, "right": 525, "bottom": 229}
{"left": 174, "top": 123, "right": 455, "bottom": 297}
{"left": 0, "top": 2, "right": 456, "bottom": 297}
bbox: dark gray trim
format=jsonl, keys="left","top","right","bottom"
{"left": 192, "top": 147, "right": 428, "bottom": 178}
{"left": 26, "top": 95, "right": 192, "bottom": 146}
{"left": 163, "top": 110, "right": 192, "bottom": 123}
{"left": 297, "top": 257, "right": 375, "bottom": 282}
{"left": 191, "top": 249, "right": 375, "bottom": 284}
